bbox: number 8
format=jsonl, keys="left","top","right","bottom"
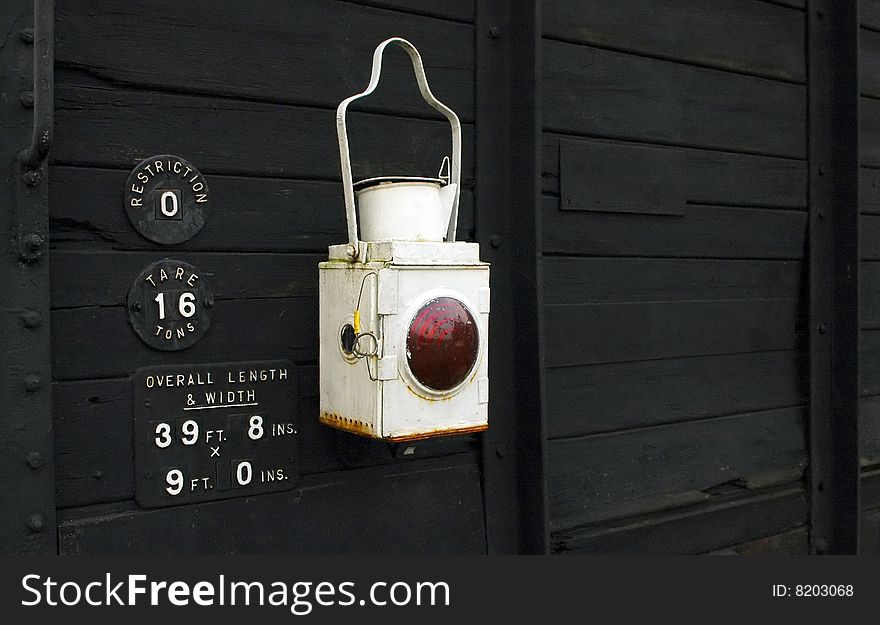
{"left": 248, "top": 415, "right": 264, "bottom": 440}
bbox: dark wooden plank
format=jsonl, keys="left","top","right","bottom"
{"left": 56, "top": 0, "right": 474, "bottom": 120}
{"left": 544, "top": 298, "right": 801, "bottom": 368}
{"left": 350, "top": 0, "right": 474, "bottom": 22}
{"left": 862, "top": 262, "right": 880, "bottom": 327}
{"left": 58, "top": 459, "right": 486, "bottom": 554}
{"left": 861, "top": 467, "right": 880, "bottom": 508}
{"left": 552, "top": 485, "right": 806, "bottom": 554}
{"left": 860, "top": 167, "right": 880, "bottom": 214}
{"left": 860, "top": 506, "right": 880, "bottom": 553}
{"left": 559, "top": 138, "right": 685, "bottom": 216}
{"left": 547, "top": 406, "right": 807, "bottom": 528}
{"left": 709, "top": 527, "right": 809, "bottom": 554}
{"left": 51, "top": 251, "right": 319, "bottom": 308}
{"left": 860, "top": 331, "right": 880, "bottom": 395}
{"left": 542, "top": 40, "right": 806, "bottom": 158}
{"left": 48, "top": 167, "right": 474, "bottom": 252}
{"left": 544, "top": 257, "right": 802, "bottom": 305}
{"left": 53, "top": 369, "right": 478, "bottom": 508}
{"left": 547, "top": 350, "right": 805, "bottom": 438}
{"left": 543, "top": 0, "right": 805, "bottom": 82}
{"left": 862, "top": 28, "right": 880, "bottom": 99}
{"left": 860, "top": 395, "right": 880, "bottom": 464}
{"left": 864, "top": 0, "right": 880, "bottom": 30}
{"left": 51, "top": 299, "right": 315, "bottom": 380}
{"left": 543, "top": 136, "right": 807, "bottom": 209}
{"left": 52, "top": 80, "right": 475, "bottom": 182}
{"left": 861, "top": 97, "right": 880, "bottom": 167}
{"left": 542, "top": 196, "right": 808, "bottom": 259}
{"left": 862, "top": 214, "right": 880, "bottom": 259}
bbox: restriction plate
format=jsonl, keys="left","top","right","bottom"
{"left": 133, "top": 360, "right": 299, "bottom": 508}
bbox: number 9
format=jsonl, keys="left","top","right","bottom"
{"left": 165, "top": 469, "right": 183, "bottom": 496}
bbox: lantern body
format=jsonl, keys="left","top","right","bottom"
{"left": 319, "top": 240, "right": 489, "bottom": 441}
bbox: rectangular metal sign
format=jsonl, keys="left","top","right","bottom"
{"left": 133, "top": 360, "right": 298, "bottom": 508}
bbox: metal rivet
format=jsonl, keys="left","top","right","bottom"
{"left": 93, "top": 470, "right": 104, "bottom": 480}
{"left": 23, "top": 169, "right": 42, "bottom": 186}
{"left": 205, "top": 297, "right": 214, "bottom": 309}
{"left": 495, "top": 445, "right": 506, "bottom": 458}
{"left": 21, "top": 310, "right": 40, "bottom": 329}
{"left": 815, "top": 538, "right": 828, "bottom": 553}
{"left": 490, "top": 234, "right": 501, "bottom": 248}
{"left": 144, "top": 399, "right": 151, "bottom": 407}
{"left": 817, "top": 210, "right": 825, "bottom": 221}
{"left": 20, "top": 91, "right": 34, "bottom": 108}
{"left": 27, "top": 514, "right": 44, "bottom": 533}
{"left": 488, "top": 26, "right": 501, "bottom": 39}
{"left": 818, "top": 323, "right": 827, "bottom": 335}
{"left": 20, "top": 27, "right": 34, "bottom": 44}
{"left": 26, "top": 452, "right": 43, "bottom": 469}
{"left": 23, "top": 234, "right": 44, "bottom": 253}
{"left": 130, "top": 300, "right": 142, "bottom": 312}
{"left": 24, "top": 374, "right": 41, "bottom": 392}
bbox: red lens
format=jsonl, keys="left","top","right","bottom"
{"left": 406, "top": 297, "right": 479, "bottom": 392}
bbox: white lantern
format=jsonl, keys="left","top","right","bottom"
{"left": 318, "top": 38, "right": 490, "bottom": 441}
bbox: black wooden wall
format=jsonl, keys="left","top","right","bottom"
{"left": 541, "top": 0, "right": 811, "bottom": 554}
{"left": 48, "top": 0, "right": 489, "bottom": 554}
{"left": 1, "top": 0, "right": 873, "bottom": 554}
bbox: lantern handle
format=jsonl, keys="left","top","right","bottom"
{"left": 336, "top": 37, "right": 462, "bottom": 258}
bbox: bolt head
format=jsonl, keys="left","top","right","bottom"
{"left": 23, "top": 170, "right": 42, "bottom": 186}
{"left": 488, "top": 26, "right": 501, "bottom": 39}
{"left": 19, "top": 91, "right": 34, "bottom": 108}
{"left": 20, "top": 27, "right": 34, "bottom": 44}
{"left": 26, "top": 452, "right": 43, "bottom": 469}
{"left": 27, "top": 514, "right": 44, "bottom": 533}
{"left": 24, "top": 374, "right": 41, "bottom": 392}
{"left": 490, "top": 234, "right": 501, "bottom": 248}
{"left": 20, "top": 310, "right": 40, "bottom": 329}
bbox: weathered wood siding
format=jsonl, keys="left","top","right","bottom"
{"left": 49, "top": 0, "right": 486, "bottom": 554}
{"left": 541, "top": 0, "right": 810, "bottom": 554}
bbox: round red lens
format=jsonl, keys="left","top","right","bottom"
{"left": 406, "top": 297, "right": 479, "bottom": 392}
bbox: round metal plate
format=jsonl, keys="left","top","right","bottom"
{"left": 127, "top": 259, "right": 213, "bottom": 351}
{"left": 124, "top": 155, "right": 210, "bottom": 245}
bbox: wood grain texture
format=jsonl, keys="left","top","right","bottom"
{"left": 545, "top": 298, "right": 801, "bottom": 368}
{"left": 543, "top": 135, "right": 807, "bottom": 208}
{"left": 547, "top": 351, "right": 805, "bottom": 438}
{"left": 58, "top": 458, "right": 486, "bottom": 554}
{"left": 542, "top": 196, "right": 807, "bottom": 259}
{"left": 864, "top": 0, "right": 880, "bottom": 30}
{"left": 53, "top": 78, "right": 475, "bottom": 181}
{"left": 543, "top": 0, "right": 805, "bottom": 82}
{"left": 54, "top": 368, "right": 478, "bottom": 508}
{"left": 51, "top": 251, "right": 319, "bottom": 308}
{"left": 543, "top": 257, "right": 802, "bottom": 305}
{"left": 552, "top": 485, "right": 806, "bottom": 554}
{"left": 55, "top": 0, "right": 474, "bottom": 120}
{"left": 541, "top": 40, "right": 806, "bottom": 158}
{"left": 547, "top": 406, "right": 807, "bottom": 528}
{"left": 707, "top": 527, "right": 809, "bottom": 554}
{"left": 49, "top": 167, "right": 474, "bottom": 252}
{"left": 51, "top": 299, "right": 315, "bottom": 380}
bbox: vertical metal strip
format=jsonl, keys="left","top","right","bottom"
{"left": 0, "top": 0, "right": 55, "bottom": 553}
{"left": 476, "top": 0, "right": 548, "bottom": 553}
{"left": 807, "top": 0, "right": 860, "bottom": 554}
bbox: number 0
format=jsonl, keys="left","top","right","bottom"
{"left": 236, "top": 461, "right": 252, "bottom": 486}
